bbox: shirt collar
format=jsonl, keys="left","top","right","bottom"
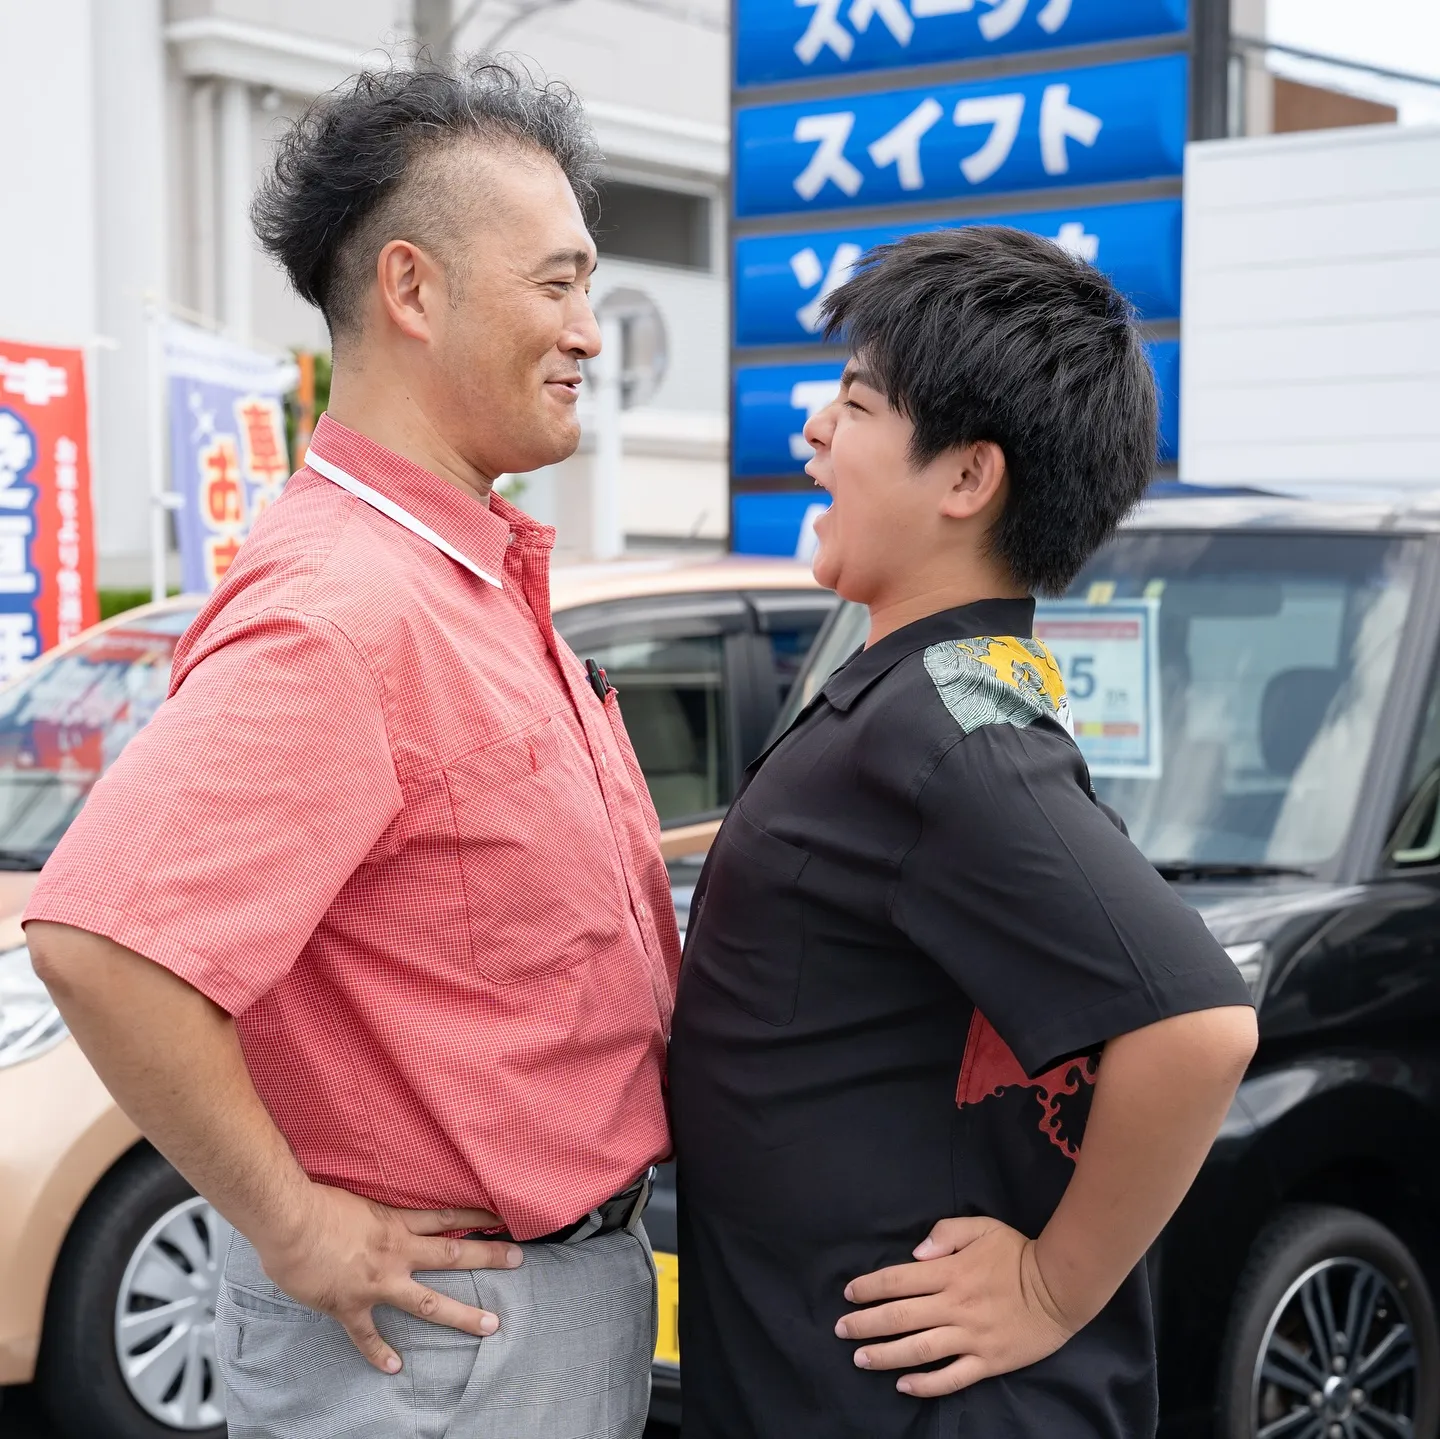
{"left": 304, "top": 414, "right": 555, "bottom": 581}
{"left": 823, "top": 597, "right": 1037, "bottom": 713}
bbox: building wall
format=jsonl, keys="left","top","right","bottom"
{"left": 456, "top": 0, "right": 727, "bottom": 130}
{"left": 4, "top": 0, "right": 729, "bottom": 579}
{"left": 0, "top": 0, "right": 172, "bottom": 588}
{"left": 1180, "top": 123, "right": 1440, "bottom": 492}
{"left": 165, "top": 0, "right": 729, "bottom": 566}
{"left": 0, "top": 0, "right": 98, "bottom": 348}
{"left": 1230, "top": 0, "right": 1274, "bottom": 137}
{"left": 92, "top": 0, "right": 171, "bottom": 571}
{"left": 591, "top": 257, "right": 725, "bottom": 414}
{"left": 167, "top": 0, "right": 409, "bottom": 50}
{"left": 245, "top": 100, "right": 331, "bottom": 353}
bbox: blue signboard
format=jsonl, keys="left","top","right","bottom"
{"left": 734, "top": 196, "right": 1181, "bottom": 347}
{"left": 733, "top": 491, "right": 831, "bottom": 558}
{"left": 735, "top": 343, "right": 1178, "bottom": 485}
{"left": 736, "top": 0, "right": 1187, "bottom": 89}
{"left": 734, "top": 363, "right": 846, "bottom": 478}
{"left": 735, "top": 52, "right": 1187, "bottom": 217}
{"left": 1150, "top": 338, "right": 1179, "bottom": 466}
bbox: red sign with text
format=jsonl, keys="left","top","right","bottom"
{"left": 0, "top": 339, "right": 98, "bottom": 679}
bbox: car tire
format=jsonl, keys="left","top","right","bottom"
{"left": 1216, "top": 1203, "right": 1440, "bottom": 1439}
{"left": 36, "top": 1145, "right": 227, "bottom": 1439}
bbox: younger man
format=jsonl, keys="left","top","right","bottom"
{"left": 669, "top": 227, "right": 1257, "bottom": 1437}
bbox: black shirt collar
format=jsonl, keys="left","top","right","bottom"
{"left": 823, "top": 597, "right": 1037, "bottom": 713}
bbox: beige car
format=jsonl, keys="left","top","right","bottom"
{"left": 0, "top": 557, "right": 832, "bottom": 1439}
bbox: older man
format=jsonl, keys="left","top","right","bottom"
{"left": 26, "top": 59, "right": 678, "bottom": 1439}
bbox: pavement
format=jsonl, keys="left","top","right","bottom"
{"left": 0, "top": 1385, "right": 680, "bottom": 1437}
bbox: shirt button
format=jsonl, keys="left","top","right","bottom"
{"left": 599, "top": 751, "right": 608, "bottom": 770}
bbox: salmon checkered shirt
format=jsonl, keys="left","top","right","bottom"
{"left": 24, "top": 414, "right": 682, "bottom": 1239}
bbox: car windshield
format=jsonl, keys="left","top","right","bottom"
{"left": 773, "top": 530, "right": 1422, "bottom": 872}
{"left": 0, "top": 607, "right": 200, "bottom": 868}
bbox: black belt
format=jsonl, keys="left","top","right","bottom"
{"left": 486, "top": 1168, "right": 655, "bottom": 1247}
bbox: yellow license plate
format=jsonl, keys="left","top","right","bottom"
{"left": 653, "top": 1249, "right": 681, "bottom": 1367}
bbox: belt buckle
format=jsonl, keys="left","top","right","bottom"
{"left": 623, "top": 1166, "right": 655, "bottom": 1234}
{"left": 561, "top": 1167, "right": 655, "bottom": 1246}
{"left": 562, "top": 1208, "right": 603, "bottom": 1245}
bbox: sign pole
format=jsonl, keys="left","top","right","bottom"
{"left": 591, "top": 311, "right": 625, "bottom": 561}
{"left": 146, "top": 300, "right": 169, "bottom": 604}
{"left": 1190, "top": 0, "right": 1233, "bottom": 142}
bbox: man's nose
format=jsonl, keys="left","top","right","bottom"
{"left": 566, "top": 290, "right": 602, "bottom": 359}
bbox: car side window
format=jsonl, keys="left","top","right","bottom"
{"left": 764, "top": 624, "right": 824, "bottom": 706}
{"left": 1389, "top": 669, "right": 1440, "bottom": 866}
{"left": 746, "top": 592, "right": 841, "bottom": 712}
{"left": 581, "top": 630, "right": 732, "bottom": 826}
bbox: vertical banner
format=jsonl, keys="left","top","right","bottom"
{"left": 164, "top": 322, "right": 298, "bottom": 595}
{"left": 0, "top": 339, "right": 98, "bottom": 681}
{"left": 293, "top": 351, "right": 317, "bottom": 466}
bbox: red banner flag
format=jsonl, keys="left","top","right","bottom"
{"left": 0, "top": 339, "right": 99, "bottom": 679}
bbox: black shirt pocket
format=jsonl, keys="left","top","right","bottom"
{"left": 690, "top": 803, "right": 809, "bottom": 1026}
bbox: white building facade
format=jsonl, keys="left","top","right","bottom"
{"left": 1181, "top": 120, "right": 1440, "bottom": 494}
{"left": 0, "top": 0, "right": 729, "bottom": 585}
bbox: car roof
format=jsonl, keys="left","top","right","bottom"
{"left": 547, "top": 555, "right": 821, "bottom": 611}
{"left": 1124, "top": 492, "right": 1440, "bottom": 536}
{"left": 18, "top": 556, "right": 822, "bottom": 671}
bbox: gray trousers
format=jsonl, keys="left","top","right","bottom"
{"left": 215, "top": 1225, "right": 657, "bottom": 1439}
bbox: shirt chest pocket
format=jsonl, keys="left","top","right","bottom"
{"left": 444, "top": 712, "right": 628, "bottom": 984}
{"left": 691, "top": 804, "right": 810, "bottom": 1026}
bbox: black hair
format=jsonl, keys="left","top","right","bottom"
{"left": 820, "top": 226, "right": 1158, "bottom": 595}
{"left": 252, "top": 55, "right": 602, "bottom": 338}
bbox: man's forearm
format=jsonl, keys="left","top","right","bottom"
{"left": 28, "top": 922, "right": 313, "bottom": 1250}
{"left": 1032, "top": 1005, "right": 1258, "bottom": 1329}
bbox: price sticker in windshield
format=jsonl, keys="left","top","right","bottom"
{"left": 1033, "top": 599, "right": 1160, "bottom": 778}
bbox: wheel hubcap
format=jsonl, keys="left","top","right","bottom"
{"left": 113, "top": 1196, "right": 230, "bottom": 1430}
{"left": 1252, "top": 1256, "right": 1419, "bottom": 1438}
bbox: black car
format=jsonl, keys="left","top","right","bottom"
{"left": 656, "top": 495, "right": 1440, "bottom": 1438}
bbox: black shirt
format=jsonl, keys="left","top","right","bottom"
{"left": 669, "top": 599, "right": 1252, "bottom": 1439}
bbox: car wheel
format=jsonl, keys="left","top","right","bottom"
{"left": 37, "top": 1145, "right": 228, "bottom": 1439}
{"left": 1216, "top": 1203, "right": 1440, "bottom": 1439}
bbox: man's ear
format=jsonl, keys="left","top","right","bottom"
{"left": 374, "top": 238, "right": 446, "bottom": 344}
{"left": 938, "top": 440, "right": 1008, "bottom": 522}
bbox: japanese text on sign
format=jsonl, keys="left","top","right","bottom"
{"left": 737, "top": 0, "right": 1187, "bottom": 86}
{"left": 735, "top": 53, "right": 1187, "bottom": 217}
{"left": 165, "top": 321, "right": 298, "bottom": 596}
{"left": 0, "top": 340, "right": 97, "bottom": 679}
{"left": 734, "top": 197, "right": 1183, "bottom": 347}
{"left": 735, "top": 345, "right": 1178, "bottom": 478}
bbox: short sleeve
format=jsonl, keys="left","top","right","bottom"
{"left": 893, "top": 723, "right": 1252, "bottom": 1077}
{"left": 23, "top": 609, "right": 404, "bottom": 1015}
